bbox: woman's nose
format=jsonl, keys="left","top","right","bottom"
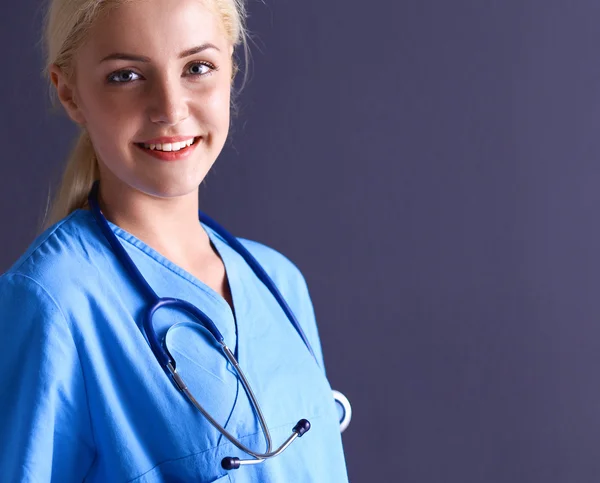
{"left": 147, "top": 79, "right": 189, "bottom": 126}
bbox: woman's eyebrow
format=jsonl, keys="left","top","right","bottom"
{"left": 100, "top": 43, "right": 220, "bottom": 63}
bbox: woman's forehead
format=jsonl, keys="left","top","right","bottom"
{"left": 81, "top": 0, "right": 229, "bottom": 61}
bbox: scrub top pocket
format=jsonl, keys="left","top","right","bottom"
{"left": 128, "top": 450, "right": 233, "bottom": 483}
{"left": 210, "top": 475, "right": 232, "bottom": 483}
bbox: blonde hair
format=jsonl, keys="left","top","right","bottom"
{"left": 43, "top": 0, "right": 248, "bottom": 227}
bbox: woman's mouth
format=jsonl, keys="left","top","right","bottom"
{"left": 136, "top": 136, "right": 200, "bottom": 152}
{"left": 134, "top": 136, "right": 202, "bottom": 161}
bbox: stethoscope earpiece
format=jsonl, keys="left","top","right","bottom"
{"left": 332, "top": 390, "right": 352, "bottom": 433}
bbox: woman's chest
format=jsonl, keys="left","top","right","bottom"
{"left": 77, "top": 271, "right": 335, "bottom": 482}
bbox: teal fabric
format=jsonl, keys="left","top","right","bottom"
{"left": 0, "top": 210, "right": 348, "bottom": 482}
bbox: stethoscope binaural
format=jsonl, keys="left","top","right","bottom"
{"left": 87, "top": 181, "right": 351, "bottom": 471}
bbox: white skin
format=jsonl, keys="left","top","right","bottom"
{"left": 50, "top": 0, "right": 235, "bottom": 303}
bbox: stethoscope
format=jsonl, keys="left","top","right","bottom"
{"left": 87, "top": 181, "right": 351, "bottom": 471}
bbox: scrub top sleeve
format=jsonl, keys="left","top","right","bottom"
{"left": 0, "top": 272, "right": 96, "bottom": 482}
{"left": 294, "top": 270, "right": 327, "bottom": 372}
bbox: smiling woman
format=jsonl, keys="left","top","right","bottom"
{"left": 0, "top": 0, "right": 349, "bottom": 481}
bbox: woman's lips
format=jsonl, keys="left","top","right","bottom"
{"left": 140, "top": 135, "right": 199, "bottom": 145}
{"left": 135, "top": 136, "right": 202, "bottom": 161}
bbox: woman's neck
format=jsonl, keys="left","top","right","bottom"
{"left": 96, "top": 177, "right": 234, "bottom": 308}
{"left": 98, "top": 179, "right": 212, "bottom": 265}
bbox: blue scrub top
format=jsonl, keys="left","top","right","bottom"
{"left": 0, "top": 210, "right": 348, "bottom": 482}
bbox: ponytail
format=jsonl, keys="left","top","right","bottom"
{"left": 45, "top": 130, "right": 98, "bottom": 228}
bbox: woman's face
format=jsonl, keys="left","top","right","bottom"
{"left": 55, "top": 0, "right": 233, "bottom": 200}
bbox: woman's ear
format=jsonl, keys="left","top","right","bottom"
{"left": 49, "top": 64, "right": 86, "bottom": 125}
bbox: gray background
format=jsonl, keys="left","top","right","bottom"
{"left": 2, "top": 0, "right": 600, "bottom": 481}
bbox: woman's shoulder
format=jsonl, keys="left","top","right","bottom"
{"left": 226, "top": 236, "right": 318, "bottom": 319}
{"left": 237, "top": 237, "right": 299, "bottom": 269}
{"left": 1, "top": 209, "right": 103, "bottom": 297}
{"left": 235, "top": 236, "right": 309, "bottom": 288}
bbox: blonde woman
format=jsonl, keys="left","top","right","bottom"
{"left": 0, "top": 0, "right": 349, "bottom": 481}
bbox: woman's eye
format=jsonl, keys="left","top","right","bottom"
{"left": 106, "top": 62, "right": 214, "bottom": 85}
{"left": 107, "top": 70, "right": 141, "bottom": 84}
{"left": 187, "top": 62, "right": 215, "bottom": 76}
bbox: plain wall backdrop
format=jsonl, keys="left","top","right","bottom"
{"left": 3, "top": 1, "right": 600, "bottom": 481}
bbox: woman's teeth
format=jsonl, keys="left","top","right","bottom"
{"left": 142, "top": 138, "right": 196, "bottom": 151}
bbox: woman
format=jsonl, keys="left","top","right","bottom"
{"left": 0, "top": 0, "right": 349, "bottom": 481}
